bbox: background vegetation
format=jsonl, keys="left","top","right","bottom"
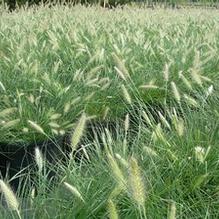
{"left": 1, "top": 0, "right": 219, "bottom": 12}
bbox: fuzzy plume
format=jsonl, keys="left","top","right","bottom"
{"left": 128, "top": 157, "right": 146, "bottom": 208}
{"left": 64, "top": 182, "right": 85, "bottom": 202}
{"left": 108, "top": 199, "right": 119, "bottom": 219}
{"left": 28, "top": 120, "right": 45, "bottom": 135}
{"left": 171, "top": 82, "right": 181, "bottom": 103}
{"left": 34, "top": 147, "right": 44, "bottom": 173}
{"left": 0, "top": 180, "right": 21, "bottom": 218}
{"left": 70, "top": 113, "right": 87, "bottom": 151}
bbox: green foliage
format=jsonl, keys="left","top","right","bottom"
{"left": 0, "top": 5, "right": 219, "bottom": 219}
{"left": 0, "top": 5, "right": 218, "bottom": 144}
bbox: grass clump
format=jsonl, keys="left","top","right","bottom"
{"left": 0, "top": 4, "right": 219, "bottom": 219}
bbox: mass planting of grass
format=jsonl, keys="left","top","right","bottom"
{"left": 0, "top": 4, "right": 219, "bottom": 219}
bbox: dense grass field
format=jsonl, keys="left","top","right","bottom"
{"left": 0, "top": 4, "right": 219, "bottom": 219}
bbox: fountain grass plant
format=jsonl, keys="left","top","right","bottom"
{"left": 0, "top": 4, "right": 219, "bottom": 219}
